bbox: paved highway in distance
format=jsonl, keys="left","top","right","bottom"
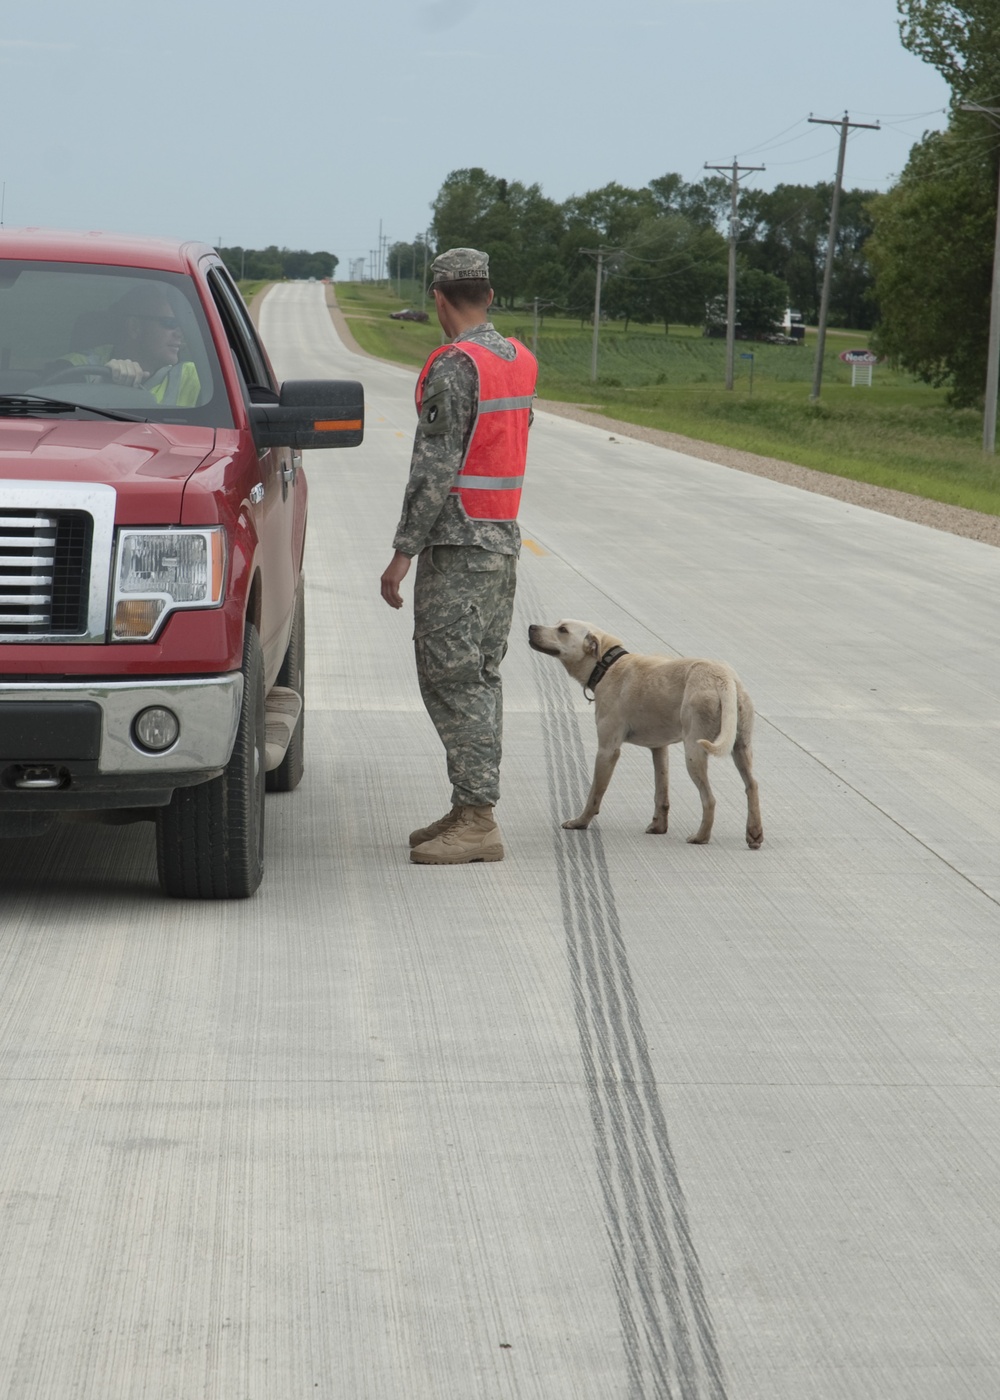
{"left": 1, "top": 280, "right": 998, "bottom": 1398}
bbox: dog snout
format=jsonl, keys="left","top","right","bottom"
{"left": 528, "top": 623, "right": 559, "bottom": 656}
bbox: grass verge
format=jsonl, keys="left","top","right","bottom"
{"left": 237, "top": 279, "right": 272, "bottom": 304}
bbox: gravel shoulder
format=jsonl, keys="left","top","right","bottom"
{"left": 316, "top": 285, "right": 1000, "bottom": 550}
{"left": 535, "top": 401, "right": 1000, "bottom": 549}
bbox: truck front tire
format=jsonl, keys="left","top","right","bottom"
{"left": 155, "top": 625, "right": 266, "bottom": 899}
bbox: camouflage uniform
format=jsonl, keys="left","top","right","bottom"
{"left": 393, "top": 269, "right": 531, "bottom": 809}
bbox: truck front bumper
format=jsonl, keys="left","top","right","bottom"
{"left": 0, "top": 674, "right": 244, "bottom": 810}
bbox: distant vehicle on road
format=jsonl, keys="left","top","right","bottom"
{"left": 0, "top": 228, "right": 365, "bottom": 898}
{"left": 389, "top": 308, "right": 429, "bottom": 323}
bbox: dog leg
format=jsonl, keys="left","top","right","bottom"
{"left": 563, "top": 745, "right": 620, "bottom": 829}
{"left": 732, "top": 739, "right": 763, "bottom": 849}
{"left": 646, "top": 745, "right": 670, "bottom": 834}
{"left": 683, "top": 741, "right": 716, "bottom": 844}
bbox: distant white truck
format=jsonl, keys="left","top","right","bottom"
{"left": 780, "top": 308, "right": 805, "bottom": 343}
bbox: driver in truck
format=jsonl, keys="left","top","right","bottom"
{"left": 56, "top": 284, "right": 201, "bottom": 406}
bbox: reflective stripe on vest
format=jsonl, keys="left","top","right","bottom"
{"left": 415, "top": 337, "right": 538, "bottom": 521}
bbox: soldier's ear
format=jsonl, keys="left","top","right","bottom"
{"left": 584, "top": 632, "right": 600, "bottom": 656}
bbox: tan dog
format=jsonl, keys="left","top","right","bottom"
{"left": 528, "top": 619, "right": 763, "bottom": 848}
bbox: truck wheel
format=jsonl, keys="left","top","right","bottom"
{"left": 155, "top": 624, "right": 266, "bottom": 899}
{"left": 266, "top": 576, "right": 305, "bottom": 793}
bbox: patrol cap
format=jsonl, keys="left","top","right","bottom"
{"left": 429, "top": 247, "right": 490, "bottom": 285}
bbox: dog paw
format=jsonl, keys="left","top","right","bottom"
{"left": 746, "top": 830, "right": 764, "bottom": 849}
{"left": 686, "top": 833, "right": 710, "bottom": 845}
{"left": 645, "top": 821, "right": 668, "bottom": 835}
{"left": 562, "top": 818, "right": 590, "bottom": 830}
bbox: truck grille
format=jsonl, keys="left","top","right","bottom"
{"left": 0, "top": 483, "right": 115, "bottom": 643}
{"left": 0, "top": 511, "right": 93, "bottom": 636}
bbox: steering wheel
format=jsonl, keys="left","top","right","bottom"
{"left": 44, "top": 363, "right": 116, "bottom": 384}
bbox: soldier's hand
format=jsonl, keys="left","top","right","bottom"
{"left": 380, "top": 551, "right": 412, "bottom": 609}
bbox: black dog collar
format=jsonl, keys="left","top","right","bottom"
{"left": 585, "top": 646, "right": 629, "bottom": 701}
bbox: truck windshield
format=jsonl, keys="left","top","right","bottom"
{"left": 0, "top": 261, "right": 234, "bottom": 428}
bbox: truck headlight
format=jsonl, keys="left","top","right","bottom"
{"left": 112, "top": 528, "right": 226, "bottom": 640}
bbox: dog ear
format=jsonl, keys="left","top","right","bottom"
{"left": 584, "top": 632, "right": 600, "bottom": 657}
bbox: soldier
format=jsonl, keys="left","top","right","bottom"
{"left": 380, "top": 247, "right": 538, "bottom": 864}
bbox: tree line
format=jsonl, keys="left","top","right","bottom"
{"left": 219, "top": 246, "right": 339, "bottom": 282}
{"left": 387, "top": 170, "right": 876, "bottom": 341}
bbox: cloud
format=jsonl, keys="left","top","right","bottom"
{"left": 417, "top": 0, "right": 480, "bottom": 34}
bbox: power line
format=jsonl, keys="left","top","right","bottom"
{"left": 897, "top": 128, "right": 1000, "bottom": 182}
{"left": 736, "top": 118, "right": 811, "bottom": 159}
{"left": 851, "top": 106, "right": 948, "bottom": 120}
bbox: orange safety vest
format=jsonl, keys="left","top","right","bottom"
{"left": 415, "top": 338, "right": 537, "bottom": 521}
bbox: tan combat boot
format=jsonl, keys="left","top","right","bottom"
{"left": 410, "top": 806, "right": 504, "bottom": 864}
{"left": 409, "top": 806, "right": 462, "bottom": 849}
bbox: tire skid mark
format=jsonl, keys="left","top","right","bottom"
{"left": 520, "top": 578, "right": 727, "bottom": 1400}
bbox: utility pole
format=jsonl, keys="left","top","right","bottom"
{"left": 529, "top": 297, "right": 553, "bottom": 356}
{"left": 960, "top": 102, "right": 1000, "bottom": 453}
{"left": 421, "top": 232, "right": 430, "bottom": 312}
{"left": 808, "top": 112, "right": 880, "bottom": 401}
{"left": 704, "top": 158, "right": 765, "bottom": 389}
{"left": 579, "top": 247, "right": 620, "bottom": 382}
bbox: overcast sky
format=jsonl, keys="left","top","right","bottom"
{"left": 2, "top": 0, "right": 950, "bottom": 269}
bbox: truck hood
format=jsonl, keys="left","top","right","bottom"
{"left": 0, "top": 419, "right": 216, "bottom": 525}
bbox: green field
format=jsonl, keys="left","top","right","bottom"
{"left": 335, "top": 280, "right": 1000, "bottom": 518}
{"left": 237, "top": 279, "right": 272, "bottom": 306}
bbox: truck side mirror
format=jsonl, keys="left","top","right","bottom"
{"left": 250, "top": 379, "right": 364, "bottom": 450}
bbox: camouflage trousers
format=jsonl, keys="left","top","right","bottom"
{"left": 413, "top": 545, "right": 518, "bottom": 808}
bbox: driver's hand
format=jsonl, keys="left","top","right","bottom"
{"left": 105, "top": 358, "right": 147, "bottom": 387}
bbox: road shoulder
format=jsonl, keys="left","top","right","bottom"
{"left": 535, "top": 400, "right": 1000, "bottom": 548}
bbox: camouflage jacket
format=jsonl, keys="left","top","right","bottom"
{"left": 392, "top": 322, "right": 533, "bottom": 558}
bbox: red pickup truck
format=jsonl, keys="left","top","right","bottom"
{"left": 0, "top": 230, "right": 364, "bottom": 898}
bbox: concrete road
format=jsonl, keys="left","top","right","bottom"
{"left": 1, "top": 281, "right": 999, "bottom": 1399}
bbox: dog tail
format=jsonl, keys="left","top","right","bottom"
{"left": 697, "top": 675, "right": 738, "bottom": 756}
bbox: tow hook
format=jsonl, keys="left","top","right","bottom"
{"left": 6, "top": 765, "right": 69, "bottom": 791}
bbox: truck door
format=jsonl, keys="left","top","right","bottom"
{"left": 206, "top": 267, "right": 297, "bottom": 680}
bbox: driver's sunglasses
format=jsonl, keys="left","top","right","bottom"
{"left": 139, "top": 315, "right": 181, "bottom": 330}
